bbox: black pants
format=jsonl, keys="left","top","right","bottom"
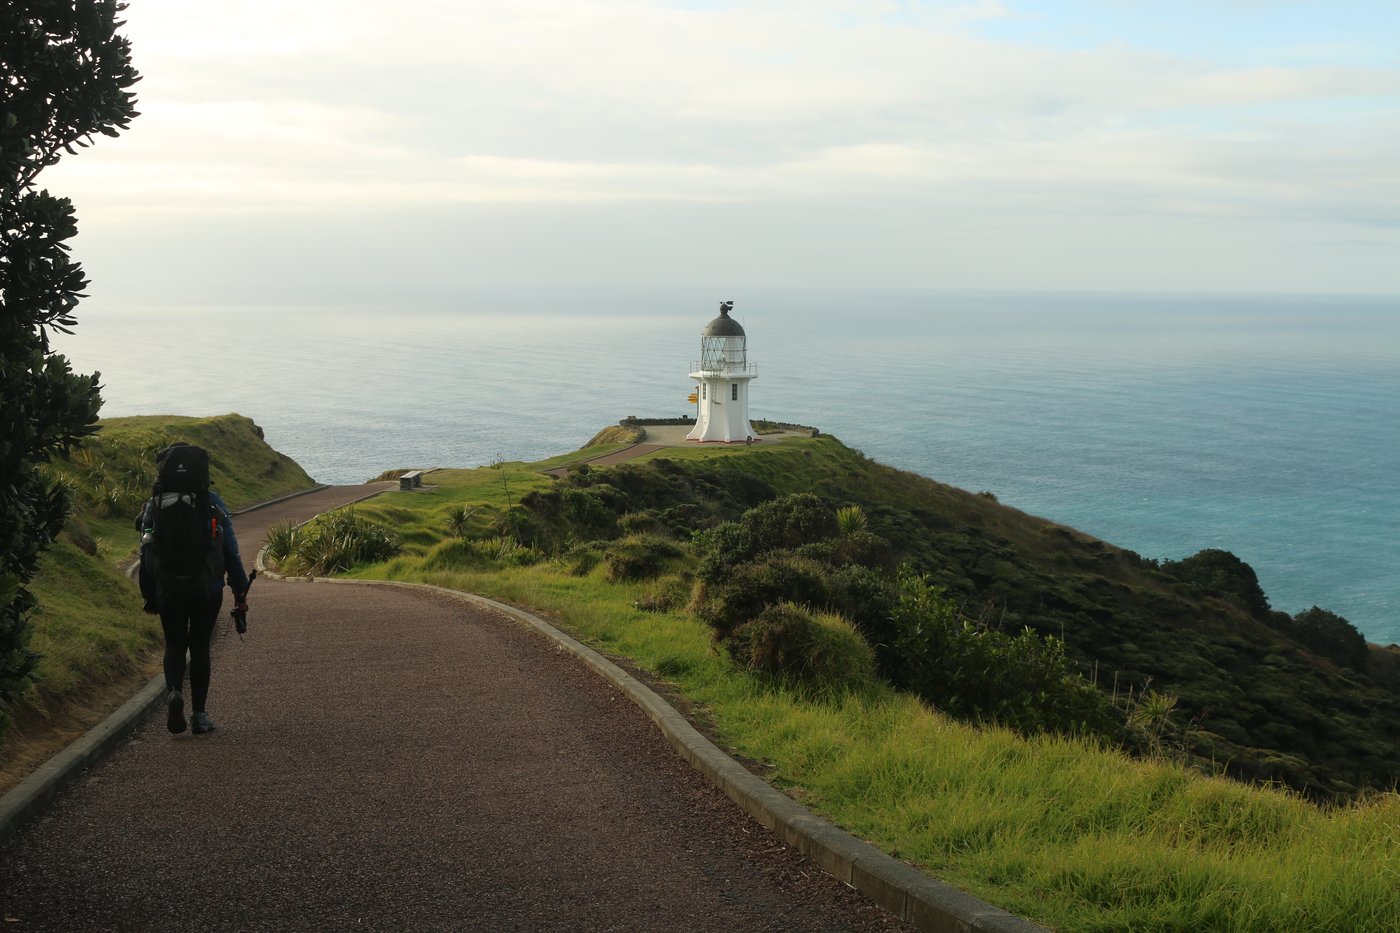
{"left": 159, "top": 591, "right": 223, "bottom": 712}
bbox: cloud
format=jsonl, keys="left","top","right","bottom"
{"left": 42, "top": 0, "right": 1400, "bottom": 294}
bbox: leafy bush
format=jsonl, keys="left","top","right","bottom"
{"left": 725, "top": 603, "right": 877, "bottom": 698}
{"left": 693, "top": 520, "right": 753, "bottom": 583}
{"left": 274, "top": 510, "right": 401, "bottom": 576}
{"left": 1288, "top": 607, "right": 1369, "bottom": 671}
{"left": 694, "top": 492, "right": 838, "bottom": 582}
{"left": 563, "top": 487, "right": 618, "bottom": 539}
{"left": 795, "top": 530, "right": 895, "bottom": 571}
{"left": 822, "top": 563, "right": 902, "bottom": 665}
{"left": 734, "top": 491, "right": 839, "bottom": 552}
{"left": 692, "top": 554, "right": 828, "bottom": 639}
{"left": 1162, "top": 549, "right": 1272, "bottom": 619}
{"left": 889, "top": 569, "right": 1124, "bottom": 738}
{"left": 634, "top": 574, "right": 692, "bottom": 613}
{"left": 445, "top": 504, "right": 478, "bottom": 540}
{"left": 562, "top": 542, "right": 604, "bottom": 576}
{"left": 604, "top": 534, "right": 685, "bottom": 582}
{"left": 263, "top": 520, "right": 300, "bottom": 568}
{"left": 617, "top": 511, "right": 666, "bottom": 536}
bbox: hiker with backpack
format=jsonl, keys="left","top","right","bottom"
{"left": 136, "top": 442, "right": 250, "bottom": 735}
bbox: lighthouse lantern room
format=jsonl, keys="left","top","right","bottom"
{"left": 687, "top": 300, "right": 757, "bottom": 443}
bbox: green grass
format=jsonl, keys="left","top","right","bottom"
{"left": 338, "top": 448, "right": 1400, "bottom": 932}
{"left": 26, "top": 538, "right": 160, "bottom": 702}
{"left": 44, "top": 412, "right": 318, "bottom": 551}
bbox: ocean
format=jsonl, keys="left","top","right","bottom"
{"left": 53, "top": 288, "right": 1399, "bottom": 646}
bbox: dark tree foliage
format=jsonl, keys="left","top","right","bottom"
{"left": 1161, "top": 548, "right": 1271, "bottom": 619}
{"left": 694, "top": 492, "right": 838, "bottom": 582}
{"left": 0, "top": 2, "right": 139, "bottom": 730}
{"left": 1289, "top": 606, "right": 1369, "bottom": 672}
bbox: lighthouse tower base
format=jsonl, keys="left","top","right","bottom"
{"left": 687, "top": 374, "right": 756, "bottom": 442}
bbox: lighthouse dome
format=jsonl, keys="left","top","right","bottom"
{"left": 703, "top": 301, "right": 745, "bottom": 337}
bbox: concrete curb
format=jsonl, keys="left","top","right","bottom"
{"left": 253, "top": 564, "right": 1046, "bottom": 933}
{"left": 230, "top": 483, "right": 330, "bottom": 515}
{"left": 0, "top": 674, "right": 166, "bottom": 848}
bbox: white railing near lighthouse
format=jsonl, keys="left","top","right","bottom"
{"left": 691, "top": 360, "right": 758, "bottom": 376}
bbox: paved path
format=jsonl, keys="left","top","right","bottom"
{"left": 0, "top": 486, "right": 905, "bottom": 931}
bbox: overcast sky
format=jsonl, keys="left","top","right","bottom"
{"left": 47, "top": 0, "right": 1400, "bottom": 305}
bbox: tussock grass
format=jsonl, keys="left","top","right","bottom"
{"left": 343, "top": 449, "right": 1400, "bottom": 932}
{"left": 264, "top": 509, "right": 401, "bottom": 576}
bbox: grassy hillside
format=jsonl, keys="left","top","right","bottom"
{"left": 595, "top": 436, "right": 1399, "bottom": 800}
{"left": 0, "top": 414, "right": 316, "bottom": 790}
{"left": 265, "top": 435, "right": 1397, "bottom": 931}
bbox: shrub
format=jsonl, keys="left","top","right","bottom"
{"left": 1289, "top": 606, "right": 1369, "bottom": 671}
{"left": 276, "top": 510, "right": 400, "bottom": 576}
{"left": 693, "top": 520, "right": 753, "bottom": 583}
{"left": 890, "top": 569, "right": 1123, "bottom": 739}
{"left": 563, "top": 487, "right": 617, "bottom": 538}
{"left": 740, "top": 492, "right": 839, "bottom": 554}
{"left": 445, "top": 504, "right": 478, "bottom": 540}
{"left": 795, "top": 530, "right": 895, "bottom": 571}
{"left": 726, "top": 603, "right": 877, "bottom": 698}
{"left": 835, "top": 504, "right": 867, "bottom": 535}
{"left": 634, "top": 574, "right": 692, "bottom": 613}
{"left": 617, "top": 511, "right": 665, "bottom": 536}
{"left": 1162, "top": 548, "right": 1271, "bottom": 619}
{"left": 562, "top": 542, "right": 604, "bottom": 576}
{"left": 692, "top": 555, "right": 828, "bottom": 640}
{"left": 693, "top": 493, "right": 838, "bottom": 582}
{"left": 823, "top": 563, "right": 901, "bottom": 665}
{"left": 604, "top": 534, "right": 685, "bottom": 582}
{"left": 263, "top": 519, "right": 301, "bottom": 568}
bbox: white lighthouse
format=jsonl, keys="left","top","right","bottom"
{"left": 687, "top": 300, "right": 758, "bottom": 443}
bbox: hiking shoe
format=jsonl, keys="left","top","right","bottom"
{"left": 166, "top": 690, "right": 187, "bottom": 734}
{"left": 191, "top": 711, "right": 216, "bottom": 734}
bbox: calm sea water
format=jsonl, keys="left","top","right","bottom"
{"left": 54, "top": 288, "right": 1399, "bottom": 645}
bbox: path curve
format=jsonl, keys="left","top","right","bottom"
{"left": 0, "top": 486, "right": 909, "bottom": 931}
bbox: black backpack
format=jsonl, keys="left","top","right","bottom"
{"left": 141, "top": 445, "right": 225, "bottom": 601}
